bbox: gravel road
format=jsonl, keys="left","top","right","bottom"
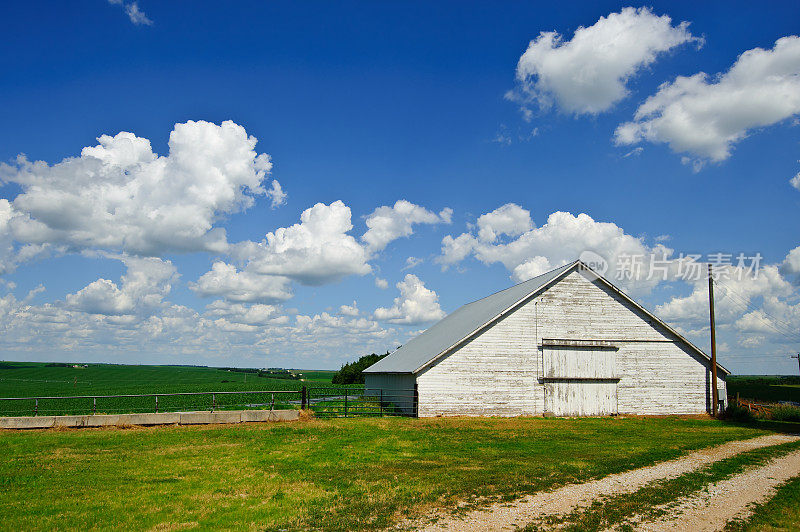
{"left": 409, "top": 433, "right": 799, "bottom": 532}
{"left": 628, "top": 448, "right": 800, "bottom": 531}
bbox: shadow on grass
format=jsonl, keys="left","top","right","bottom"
{"left": 720, "top": 418, "right": 800, "bottom": 435}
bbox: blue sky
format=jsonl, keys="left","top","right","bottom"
{"left": 1, "top": 1, "right": 799, "bottom": 372}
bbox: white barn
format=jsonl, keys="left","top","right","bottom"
{"left": 364, "top": 260, "right": 728, "bottom": 417}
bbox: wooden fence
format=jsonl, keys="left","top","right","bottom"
{"left": 731, "top": 395, "right": 800, "bottom": 417}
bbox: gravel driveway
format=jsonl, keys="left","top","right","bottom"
{"left": 407, "top": 433, "right": 799, "bottom": 532}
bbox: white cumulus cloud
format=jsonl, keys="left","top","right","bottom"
{"left": 65, "top": 279, "right": 135, "bottom": 316}
{"left": 512, "top": 7, "right": 699, "bottom": 116}
{"left": 190, "top": 199, "right": 454, "bottom": 303}
{"left": 266, "top": 180, "right": 287, "bottom": 208}
{"left": 204, "top": 300, "right": 286, "bottom": 327}
{"left": 338, "top": 301, "right": 359, "bottom": 316}
{"left": 65, "top": 256, "right": 177, "bottom": 316}
{"left": 362, "top": 200, "right": 452, "bottom": 253}
{"left": 373, "top": 274, "right": 445, "bottom": 325}
{"left": 190, "top": 261, "right": 292, "bottom": 303}
{"left": 781, "top": 246, "right": 800, "bottom": 282}
{"left": 0, "top": 120, "right": 281, "bottom": 257}
{"left": 476, "top": 203, "right": 533, "bottom": 242}
{"left": 439, "top": 205, "right": 670, "bottom": 293}
{"left": 656, "top": 263, "right": 800, "bottom": 346}
{"left": 0, "top": 200, "right": 17, "bottom": 274}
{"left": 235, "top": 200, "right": 371, "bottom": 285}
{"left": 615, "top": 36, "right": 800, "bottom": 164}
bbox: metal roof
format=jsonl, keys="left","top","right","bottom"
{"left": 364, "top": 260, "right": 730, "bottom": 376}
{"left": 363, "top": 261, "right": 576, "bottom": 374}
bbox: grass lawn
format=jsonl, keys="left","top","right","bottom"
{"left": 0, "top": 416, "right": 769, "bottom": 531}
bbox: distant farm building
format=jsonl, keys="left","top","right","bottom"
{"left": 364, "top": 260, "right": 727, "bottom": 417}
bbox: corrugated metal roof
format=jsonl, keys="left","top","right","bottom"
{"left": 364, "top": 261, "right": 577, "bottom": 374}
{"left": 364, "top": 260, "right": 730, "bottom": 376}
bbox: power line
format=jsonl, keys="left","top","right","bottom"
{"left": 714, "top": 277, "right": 799, "bottom": 334}
{"left": 722, "top": 353, "right": 799, "bottom": 359}
{"left": 712, "top": 280, "right": 800, "bottom": 343}
{"left": 720, "top": 291, "right": 799, "bottom": 341}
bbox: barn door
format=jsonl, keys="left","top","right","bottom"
{"left": 543, "top": 346, "right": 618, "bottom": 416}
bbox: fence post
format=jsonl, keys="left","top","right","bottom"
{"left": 93, "top": 397, "right": 96, "bottom": 415}
{"left": 344, "top": 388, "right": 348, "bottom": 418}
{"left": 211, "top": 393, "right": 215, "bottom": 413}
{"left": 270, "top": 393, "right": 274, "bottom": 411}
{"left": 34, "top": 398, "right": 38, "bottom": 416}
{"left": 301, "top": 386, "right": 307, "bottom": 410}
{"left": 380, "top": 389, "right": 383, "bottom": 416}
{"left": 155, "top": 395, "right": 158, "bottom": 413}
{"left": 413, "top": 383, "right": 419, "bottom": 417}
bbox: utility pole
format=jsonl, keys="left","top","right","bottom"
{"left": 708, "top": 264, "right": 718, "bottom": 417}
{"left": 792, "top": 354, "right": 800, "bottom": 376}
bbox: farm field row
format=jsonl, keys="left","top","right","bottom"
{"left": 727, "top": 375, "right": 800, "bottom": 404}
{"left": 5, "top": 365, "right": 798, "bottom": 401}
{"left": 0, "top": 362, "right": 337, "bottom": 397}
{"left": 0, "top": 362, "right": 345, "bottom": 416}
{"left": 0, "top": 416, "right": 775, "bottom": 531}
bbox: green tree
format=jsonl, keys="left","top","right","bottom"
{"left": 331, "top": 352, "right": 390, "bottom": 385}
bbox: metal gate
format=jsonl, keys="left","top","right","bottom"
{"left": 307, "top": 386, "right": 417, "bottom": 417}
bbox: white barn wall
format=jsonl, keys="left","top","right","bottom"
{"left": 416, "top": 270, "right": 726, "bottom": 417}
{"left": 415, "top": 300, "right": 542, "bottom": 417}
{"left": 615, "top": 342, "right": 724, "bottom": 415}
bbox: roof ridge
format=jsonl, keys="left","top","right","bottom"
{"left": 461, "top": 260, "right": 578, "bottom": 307}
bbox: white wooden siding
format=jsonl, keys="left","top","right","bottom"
{"left": 616, "top": 342, "right": 725, "bottom": 415}
{"left": 544, "top": 381, "right": 618, "bottom": 416}
{"left": 416, "top": 269, "right": 726, "bottom": 417}
{"left": 415, "top": 300, "right": 541, "bottom": 417}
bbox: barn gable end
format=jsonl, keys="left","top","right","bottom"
{"left": 366, "top": 261, "right": 727, "bottom": 417}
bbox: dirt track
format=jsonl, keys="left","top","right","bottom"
{"left": 628, "top": 449, "right": 800, "bottom": 531}
{"left": 409, "top": 433, "right": 799, "bottom": 532}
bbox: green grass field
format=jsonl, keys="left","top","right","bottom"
{"left": 1, "top": 365, "right": 798, "bottom": 529}
{"left": 0, "top": 416, "right": 770, "bottom": 531}
{"left": 0, "top": 362, "right": 343, "bottom": 416}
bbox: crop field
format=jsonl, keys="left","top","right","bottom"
{"left": 0, "top": 362, "right": 345, "bottom": 416}
{"left": 727, "top": 375, "right": 800, "bottom": 404}
{"left": 0, "top": 416, "right": 777, "bottom": 531}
